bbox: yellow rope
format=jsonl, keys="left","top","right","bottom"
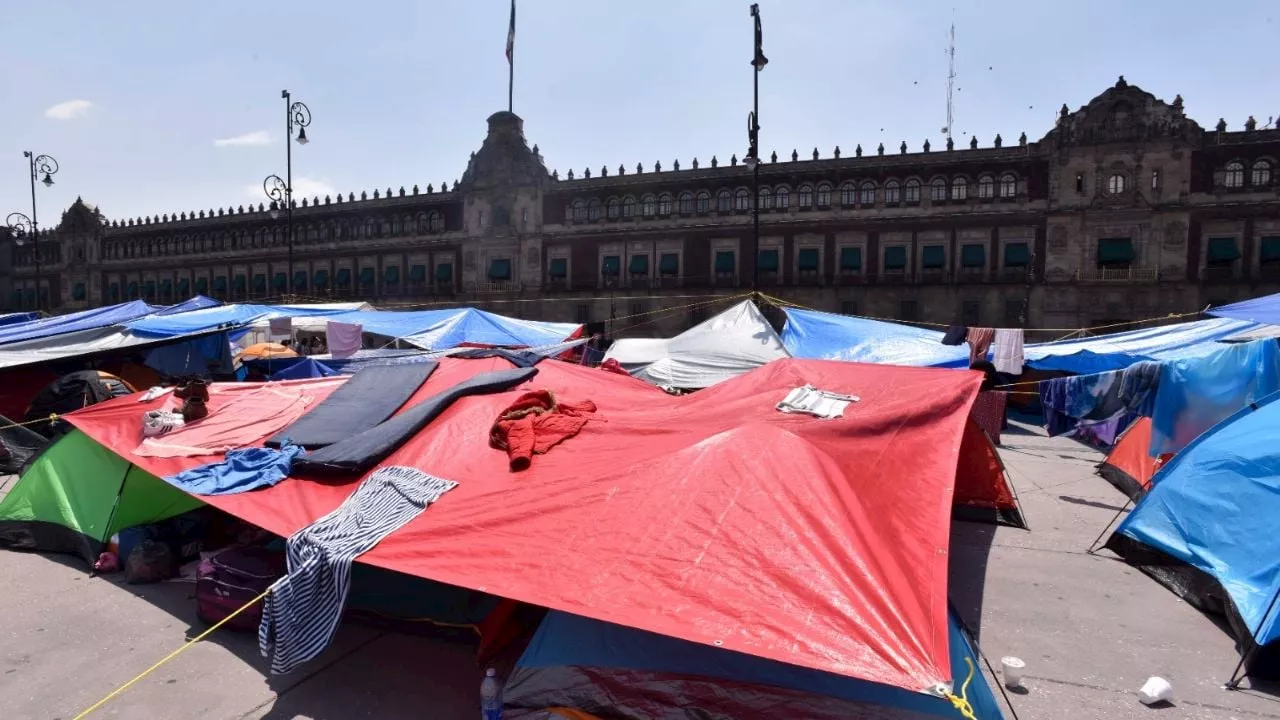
{"left": 72, "top": 587, "right": 273, "bottom": 720}
{"left": 0, "top": 413, "right": 59, "bottom": 432}
{"left": 945, "top": 657, "right": 979, "bottom": 720}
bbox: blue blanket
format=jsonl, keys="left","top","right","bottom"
{"left": 166, "top": 445, "right": 304, "bottom": 496}
{"left": 267, "top": 364, "right": 437, "bottom": 449}
{"left": 1150, "top": 340, "right": 1280, "bottom": 456}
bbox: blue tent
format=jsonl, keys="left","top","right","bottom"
{"left": 1109, "top": 390, "right": 1280, "bottom": 679}
{"left": 125, "top": 303, "right": 351, "bottom": 337}
{"left": 781, "top": 308, "right": 969, "bottom": 367}
{"left": 1208, "top": 291, "right": 1280, "bottom": 326}
{"left": 154, "top": 295, "right": 222, "bottom": 316}
{"left": 0, "top": 311, "right": 39, "bottom": 328}
{"left": 268, "top": 357, "right": 340, "bottom": 380}
{"left": 1023, "top": 317, "right": 1262, "bottom": 375}
{"left": 0, "top": 300, "right": 158, "bottom": 346}
{"left": 314, "top": 307, "right": 581, "bottom": 350}
{"left": 506, "top": 609, "right": 1002, "bottom": 719}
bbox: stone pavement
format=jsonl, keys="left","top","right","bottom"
{"left": 1, "top": 422, "right": 1279, "bottom": 719}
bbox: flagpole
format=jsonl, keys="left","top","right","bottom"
{"left": 508, "top": 52, "right": 514, "bottom": 113}
{"left": 507, "top": 0, "right": 515, "bottom": 113}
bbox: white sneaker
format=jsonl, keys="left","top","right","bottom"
{"left": 142, "top": 410, "right": 185, "bottom": 438}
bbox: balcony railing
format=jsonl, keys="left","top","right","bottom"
{"left": 1075, "top": 266, "right": 1159, "bottom": 282}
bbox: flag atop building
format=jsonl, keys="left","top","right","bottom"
{"left": 506, "top": 0, "right": 516, "bottom": 65}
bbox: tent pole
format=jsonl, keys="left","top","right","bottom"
{"left": 1226, "top": 585, "right": 1280, "bottom": 690}
{"left": 92, "top": 462, "right": 134, "bottom": 577}
{"left": 1085, "top": 496, "right": 1133, "bottom": 555}
{"left": 984, "top": 427, "right": 1029, "bottom": 531}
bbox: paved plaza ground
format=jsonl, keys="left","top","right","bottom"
{"left": 2, "top": 419, "right": 1279, "bottom": 719}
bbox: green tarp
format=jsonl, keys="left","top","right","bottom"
{"left": 0, "top": 430, "right": 203, "bottom": 564}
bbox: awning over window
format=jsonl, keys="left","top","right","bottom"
{"left": 108, "top": 283, "right": 120, "bottom": 299}
{"left": 73, "top": 283, "right": 86, "bottom": 301}
{"left": 178, "top": 278, "right": 190, "bottom": 293}
{"left": 160, "top": 280, "right": 173, "bottom": 294}
{"left": 797, "top": 248, "right": 820, "bottom": 272}
{"left": 292, "top": 271, "right": 308, "bottom": 290}
{"left": 1097, "top": 238, "right": 1134, "bottom": 265}
{"left": 436, "top": 263, "right": 453, "bottom": 282}
{"left": 883, "top": 246, "right": 907, "bottom": 270}
{"left": 233, "top": 275, "right": 246, "bottom": 291}
{"left": 335, "top": 268, "right": 351, "bottom": 287}
{"left": 212, "top": 277, "right": 227, "bottom": 292}
{"left": 840, "top": 246, "right": 862, "bottom": 271}
{"left": 714, "top": 250, "right": 735, "bottom": 273}
{"left": 961, "top": 244, "right": 986, "bottom": 268}
{"left": 1004, "top": 242, "right": 1031, "bottom": 267}
{"left": 659, "top": 253, "right": 679, "bottom": 275}
{"left": 315, "top": 270, "right": 329, "bottom": 288}
{"left": 410, "top": 265, "right": 427, "bottom": 282}
{"left": 253, "top": 274, "right": 266, "bottom": 291}
{"left": 359, "top": 267, "right": 375, "bottom": 284}
{"left": 488, "top": 259, "right": 511, "bottom": 281}
{"left": 548, "top": 258, "right": 567, "bottom": 278}
{"left": 1207, "top": 237, "right": 1241, "bottom": 262}
{"left": 758, "top": 249, "right": 779, "bottom": 272}
{"left": 385, "top": 266, "right": 400, "bottom": 284}
{"left": 629, "top": 255, "right": 649, "bottom": 275}
{"left": 144, "top": 281, "right": 157, "bottom": 296}
{"left": 922, "top": 245, "right": 945, "bottom": 269}
{"left": 1262, "top": 237, "right": 1280, "bottom": 263}
{"left": 195, "top": 278, "right": 208, "bottom": 294}
{"left": 273, "top": 273, "right": 287, "bottom": 289}
{"left": 602, "top": 256, "right": 620, "bottom": 276}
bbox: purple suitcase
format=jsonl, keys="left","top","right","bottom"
{"left": 196, "top": 546, "right": 286, "bottom": 632}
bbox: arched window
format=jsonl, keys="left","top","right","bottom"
{"left": 840, "top": 182, "right": 857, "bottom": 207}
{"left": 696, "top": 191, "right": 711, "bottom": 213}
{"left": 816, "top": 183, "right": 832, "bottom": 208}
{"left": 798, "top": 184, "right": 813, "bottom": 208}
{"left": 1107, "top": 174, "right": 1126, "bottom": 194}
{"left": 679, "top": 192, "right": 695, "bottom": 214}
{"left": 716, "top": 189, "right": 732, "bottom": 212}
{"left": 999, "top": 173, "right": 1017, "bottom": 198}
{"left": 587, "top": 199, "right": 601, "bottom": 221}
{"left": 904, "top": 179, "right": 921, "bottom": 204}
{"left": 1251, "top": 160, "right": 1272, "bottom": 187}
{"left": 572, "top": 199, "right": 587, "bottom": 221}
{"left": 622, "top": 196, "right": 636, "bottom": 218}
{"left": 859, "top": 182, "right": 876, "bottom": 206}
{"left": 885, "top": 180, "right": 901, "bottom": 204}
{"left": 1224, "top": 161, "right": 1245, "bottom": 188}
{"left": 734, "top": 188, "right": 750, "bottom": 211}
{"left": 658, "top": 193, "right": 673, "bottom": 216}
{"left": 606, "top": 197, "right": 620, "bottom": 219}
{"left": 641, "top": 194, "right": 656, "bottom": 217}
{"left": 930, "top": 178, "right": 947, "bottom": 201}
{"left": 775, "top": 186, "right": 790, "bottom": 209}
{"left": 759, "top": 186, "right": 773, "bottom": 210}
{"left": 977, "top": 176, "right": 995, "bottom": 199}
{"left": 952, "top": 177, "right": 968, "bottom": 201}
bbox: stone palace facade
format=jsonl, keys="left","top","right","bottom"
{"left": 3, "top": 77, "right": 1278, "bottom": 336}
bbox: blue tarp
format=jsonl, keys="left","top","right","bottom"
{"left": 317, "top": 307, "right": 581, "bottom": 350}
{"left": 0, "top": 300, "right": 158, "bottom": 346}
{"left": 1208, "top": 291, "right": 1280, "bottom": 326}
{"left": 510, "top": 609, "right": 1002, "bottom": 719}
{"left": 155, "top": 295, "right": 222, "bottom": 315}
{"left": 144, "top": 332, "right": 235, "bottom": 378}
{"left": 0, "top": 312, "right": 39, "bottom": 328}
{"left": 247, "top": 349, "right": 437, "bottom": 378}
{"left": 268, "top": 357, "right": 340, "bottom": 381}
{"left": 1149, "top": 339, "right": 1280, "bottom": 456}
{"left": 125, "top": 303, "right": 350, "bottom": 337}
{"left": 1023, "top": 317, "right": 1263, "bottom": 375}
{"left": 1116, "top": 390, "right": 1280, "bottom": 650}
{"left": 780, "top": 308, "right": 969, "bottom": 367}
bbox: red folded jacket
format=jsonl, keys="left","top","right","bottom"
{"left": 490, "top": 389, "right": 597, "bottom": 471}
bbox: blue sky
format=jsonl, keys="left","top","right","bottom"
{"left": 2, "top": 0, "right": 1277, "bottom": 224}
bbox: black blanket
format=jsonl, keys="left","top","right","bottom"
{"left": 267, "top": 363, "right": 437, "bottom": 449}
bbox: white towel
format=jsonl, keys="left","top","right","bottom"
{"left": 776, "top": 385, "right": 859, "bottom": 419}
{"left": 992, "top": 329, "right": 1025, "bottom": 374}
{"left": 326, "top": 321, "right": 363, "bottom": 359}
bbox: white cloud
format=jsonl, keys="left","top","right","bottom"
{"left": 45, "top": 99, "right": 93, "bottom": 120}
{"left": 213, "top": 130, "right": 273, "bottom": 147}
{"left": 243, "top": 176, "right": 338, "bottom": 203}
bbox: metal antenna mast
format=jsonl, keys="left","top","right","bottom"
{"left": 943, "top": 21, "right": 956, "bottom": 140}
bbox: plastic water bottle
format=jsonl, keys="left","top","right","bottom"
{"left": 480, "top": 667, "right": 503, "bottom": 720}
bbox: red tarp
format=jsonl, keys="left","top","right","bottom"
{"left": 67, "top": 357, "right": 984, "bottom": 693}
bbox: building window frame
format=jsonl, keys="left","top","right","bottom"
{"left": 840, "top": 182, "right": 857, "bottom": 207}
{"left": 904, "top": 179, "right": 921, "bottom": 205}
{"left": 606, "top": 197, "right": 620, "bottom": 220}
{"left": 1252, "top": 159, "right": 1273, "bottom": 187}
{"left": 798, "top": 184, "right": 813, "bottom": 209}
{"left": 815, "top": 183, "right": 832, "bottom": 208}
{"left": 641, "top": 194, "right": 657, "bottom": 217}
{"left": 885, "top": 180, "right": 901, "bottom": 205}
{"left": 734, "top": 188, "right": 750, "bottom": 212}
{"left": 977, "top": 175, "right": 995, "bottom": 199}
{"left": 929, "top": 177, "right": 947, "bottom": 202}
{"left": 999, "top": 173, "right": 1017, "bottom": 198}
{"left": 775, "top": 186, "right": 790, "bottom": 210}
{"left": 951, "top": 177, "right": 968, "bottom": 201}
{"left": 658, "top": 193, "right": 673, "bottom": 216}
{"left": 717, "top": 189, "right": 732, "bottom": 213}
{"left": 1107, "top": 173, "right": 1127, "bottom": 195}
{"left": 622, "top": 196, "right": 636, "bottom": 218}
{"left": 1224, "top": 161, "right": 1245, "bottom": 189}
{"left": 695, "top": 191, "right": 711, "bottom": 214}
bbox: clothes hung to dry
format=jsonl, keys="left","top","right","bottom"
{"left": 166, "top": 444, "right": 305, "bottom": 496}
{"left": 258, "top": 466, "right": 457, "bottom": 674}
{"left": 1039, "top": 371, "right": 1136, "bottom": 446}
{"left": 941, "top": 325, "right": 968, "bottom": 346}
{"left": 992, "top": 329, "right": 1025, "bottom": 374}
{"left": 1119, "top": 361, "right": 1161, "bottom": 417}
{"left": 966, "top": 327, "right": 995, "bottom": 366}
{"left": 490, "top": 389, "right": 597, "bottom": 471}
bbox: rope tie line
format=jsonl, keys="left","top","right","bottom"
{"left": 945, "top": 657, "right": 979, "bottom": 720}
{"left": 0, "top": 413, "right": 59, "bottom": 433}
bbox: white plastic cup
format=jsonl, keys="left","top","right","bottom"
{"left": 1001, "top": 656, "right": 1026, "bottom": 689}
{"left": 1138, "top": 676, "right": 1173, "bottom": 705}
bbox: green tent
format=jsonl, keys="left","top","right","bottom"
{"left": 0, "top": 430, "right": 203, "bottom": 564}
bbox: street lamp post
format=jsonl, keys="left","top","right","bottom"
{"left": 263, "top": 90, "right": 311, "bottom": 297}
{"left": 6, "top": 152, "right": 58, "bottom": 311}
{"left": 745, "top": 4, "right": 767, "bottom": 292}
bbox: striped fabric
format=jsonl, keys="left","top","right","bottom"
{"left": 258, "top": 466, "right": 457, "bottom": 674}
